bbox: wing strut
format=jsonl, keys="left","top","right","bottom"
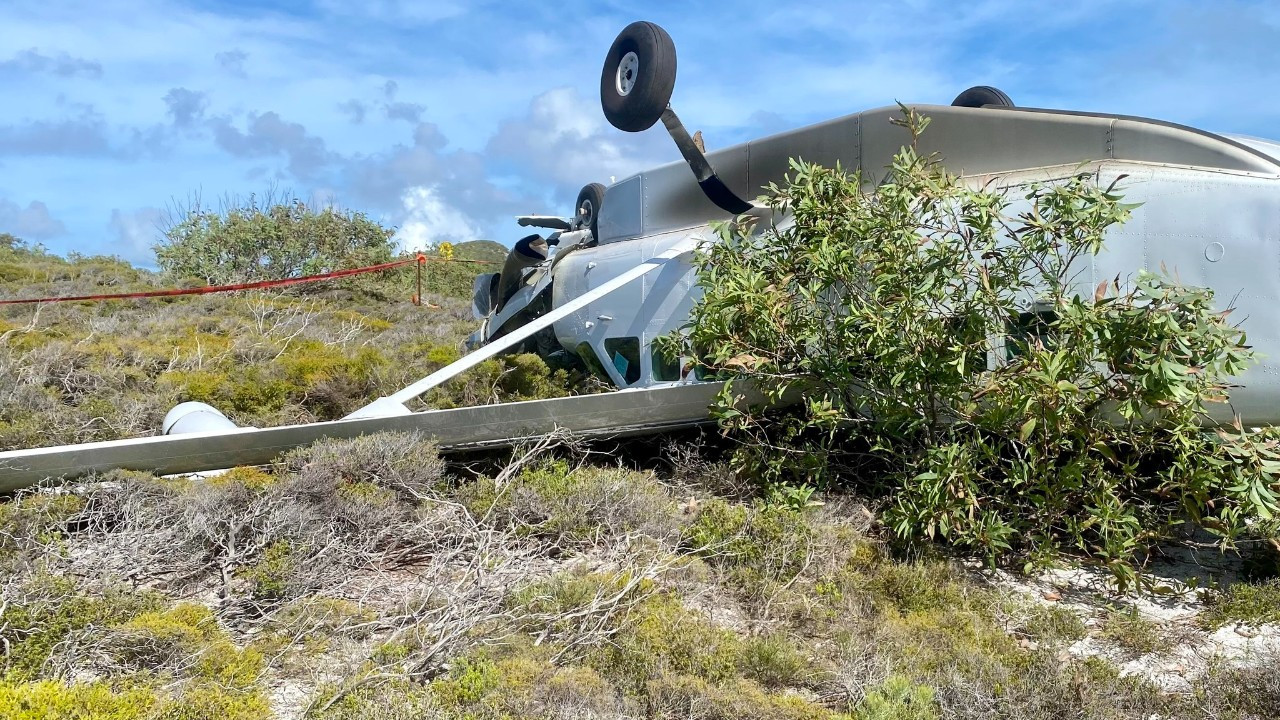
{"left": 348, "top": 239, "right": 697, "bottom": 419}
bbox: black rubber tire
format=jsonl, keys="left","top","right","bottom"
{"left": 951, "top": 86, "right": 1015, "bottom": 108}
{"left": 575, "top": 182, "right": 606, "bottom": 240}
{"left": 600, "top": 21, "right": 677, "bottom": 132}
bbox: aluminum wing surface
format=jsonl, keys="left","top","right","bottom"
{"left": 0, "top": 384, "right": 725, "bottom": 490}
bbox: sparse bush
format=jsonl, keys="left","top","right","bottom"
{"left": 683, "top": 499, "right": 815, "bottom": 600}
{"left": 1015, "top": 603, "right": 1087, "bottom": 646}
{"left": 1199, "top": 579, "right": 1280, "bottom": 629}
{"left": 1098, "top": 606, "right": 1174, "bottom": 657}
{"left": 675, "top": 108, "right": 1272, "bottom": 583}
{"left": 61, "top": 434, "right": 457, "bottom": 607}
{"left": 856, "top": 675, "right": 938, "bottom": 720}
{"left": 155, "top": 194, "right": 396, "bottom": 286}
{"left": 0, "top": 576, "right": 164, "bottom": 681}
{"left": 462, "top": 459, "right": 677, "bottom": 542}
{"left": 269, "top": 598, "right": 375, "bottom": 643}
{"left": 0, "top": 491, "right": 86, "bottom": 569}
{"left": 1193, "top": 660, "right": 1280, "bottom": 720}
{"left": 306, "top": 679, "right": 438, "bottom": 720}
{"left": 281, "top": 432, "right": 446, "bottom": 501}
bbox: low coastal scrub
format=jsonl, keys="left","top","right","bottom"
{"left": 0, "top": 234, "right": 571, "bottom": 451}
{"left": 4, "top": 153, "right": 1280, "bottom": 719}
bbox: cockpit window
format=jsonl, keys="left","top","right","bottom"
{"left": 604, "top": 337, "right": 642, "bottom": 385}
{"left": 576, "top": 342, "right": 612, "bottom": 385}
{"left": 1006, "top": 307, "right": 1059, "bottom": 361}
{"left": 652, "top": 346, "right": 681, "bottom": 382}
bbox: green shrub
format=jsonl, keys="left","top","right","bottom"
{"left": 683, "top": 499, "right": 814, "bottom": 599}
{"left": 1199, "top": 579, "right": 1280, "bottom": 628}
{"left": 210, "top": 466, "right": 277, "bottom": 492}
{"left": 509, "top": 570, "right": 743, "bottom": 695}
{"left": 0, "top": 675, "right": 268, "bottom": 720}
{"left": 421, "top": 646, "right": 624, "bottom": 719}
{"left": 857, "top": 561, "right": 967, "bottom": 615}
{"left": 242, "top": 540, "right": 298, "bottom": 600}
{"left": 153, "top": 685, "right": 270, "bottom": 720}
{"left": 739, "top": 633, "right": 811, "bottom": 688}
{"left": 647, "top": 675, "right": 832, "bottom": 720}
{"left": 1098, "top": 606, "right": 1173, "bottom": 657}
{"left": 112, "top": 603, "right": 221, "bottom": 668}
{"left": 0, "top": 577, "right": 165, "bottom": 681}
{"left": 155, "top": 195, "right": 395, "bottom": 285}
{"left": 106, "top": 603, "right": 264, "bottom": 694}
{"left": 675, "top": 108, "right": 1270, "bottom": 584}
{"left": 855, "top": 675, "right": 938, "bottom": 720}
{"left": 424, "top": 352, "right": 573, "bottom": 409}
{"left": 430, "top": 656, "right": 503, "bottom": 706}
{"left": 591, "top": 592, "right": 743, "bottom": 693}
{"left": 462, "top": 459, "right": 676, "bottom": 542}
{"left": 0, "top": 679, "right": 158, "bottom": 720}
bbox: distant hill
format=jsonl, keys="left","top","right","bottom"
{"left": 452, "top": 239, "right": 507, "bottom": 265}
{"left": 420, "top": 240, "right": 507, "bottom": 299}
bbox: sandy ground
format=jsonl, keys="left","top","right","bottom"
{"left": 987, "top": 543, "right": 1280, "bottom": 693}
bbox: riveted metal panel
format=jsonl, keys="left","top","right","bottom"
{"left": 597, "top": 175, "right": 644, "bottom": 244}
{"left": 641, "top": 144, "right": 750, "bottom": 236}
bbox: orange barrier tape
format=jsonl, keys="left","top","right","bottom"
{"left": 0, "top": 255, "right": 497, "bottom": 306}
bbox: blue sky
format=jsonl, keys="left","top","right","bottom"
{"left": 2, "top": 0, "right": 1280, "bottom": 267}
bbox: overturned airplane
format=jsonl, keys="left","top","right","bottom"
{"left": 473, "top": 21, "right": 1280, "bottom": 423}
{"left": 4, "top": 21, "right": 1280, "bottom": 486}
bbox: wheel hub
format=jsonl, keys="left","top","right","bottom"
{"left": 616, "top": 51, "right": 639, "bottom": 96}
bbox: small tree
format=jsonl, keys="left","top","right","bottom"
{"left": 670, "top": 108, "right": 1280, "bottom": 583}
{"left": 155, "top": 193, "right": 396, "bottom": 285}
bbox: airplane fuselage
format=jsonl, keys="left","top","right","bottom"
{"left": 488, "top": 103, "right": 1280, "bottom": 424}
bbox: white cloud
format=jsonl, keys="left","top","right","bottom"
{"left": 0, "top": 199, "right": 66, "bottom": 239}
{"left": 108, "top": 206, "right": 163, "bottom": 264}
{"left": 487, "top": 87, "right": 672, "bottom": 196}
{"left": 392, "top": 185, "right": 482, "bottom": 251}
{"left": 0, "top": 48, "right": 102, "bottom": 78}
{"left": 214, "top": 49, "right": 247, "bottom": 78}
